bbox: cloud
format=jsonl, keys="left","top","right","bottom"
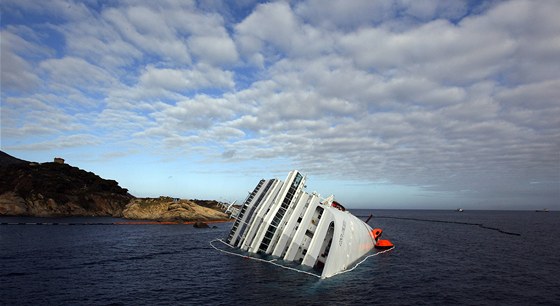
{"left": 5, "top": 134, "right": 101, "bottom": 151}
{"left": 235, "top": 2, "right": 298, "bottom": 54}
{"left": 296, "top": 0, "right": 469, "bottom": 30}
{"left": 61, "top": 16, "right": 143, "bottom": 70}
{"left": 337, "top": 18, "right": 518, "bottom": 85}
{"left": 1, "top": 96, "right": 88, "bottom": 140}
{"left": 102, "top": 6, "right": 191, "bottom": 65}
{"left": 95, "top": 108, "right": 155, "bottom": 138}
{"left": 188, "top": 35, "right": 239, "bottom": 66}
{"left": 0, "top": 0, "right": 93, "bottom": 22}
{"left": 138, "top": 64, "right": 234, "bottom": 92}
{"left": 0, "top": 27, "right": 51, "bottom": 92}
{"left": 1, "top": 0, "right": 559, "bottom": 208}
{"left": 235, "top": 1, "right": 334, "bottom": 62}
{"left": 39, "top": 57, "right": 116, "bottom": 91}
{"left": 496, "top": 79, "right": 560, "bottom": 109}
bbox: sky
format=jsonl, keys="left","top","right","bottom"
{"left": 1, "top": 0, "right": 559, "bottom": 210}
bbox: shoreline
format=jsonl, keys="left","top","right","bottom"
{"left": 114, "top": 219, "right": 233, "bottom": 225}
{"left": 0, "top": 218, "right": 233, "bottom": 226}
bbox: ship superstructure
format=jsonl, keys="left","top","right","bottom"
{"left": 226, "top": 170, "right": 382, "bottom": 278}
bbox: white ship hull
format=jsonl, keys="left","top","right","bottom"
{"left": 226, "top": 170, "right": 377, "bottom": 278}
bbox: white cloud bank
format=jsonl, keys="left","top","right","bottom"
{"left": 1, "top": 0, "right": 559, "bottom": 209}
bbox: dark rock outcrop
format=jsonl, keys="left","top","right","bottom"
{"left": 193, "top": 221, "right": 209, "bottom": 228}
{"left": 0, "top": 151, "right": 133, "bottom": 217}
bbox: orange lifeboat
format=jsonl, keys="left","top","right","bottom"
{"left": 371, "top": 228, "right": 394, "bottom": 249}
{"left": 375, "top": 239, "right": 394, "bottom": 250}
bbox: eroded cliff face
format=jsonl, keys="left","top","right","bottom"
{"left": 0, "top": 152, "right": 133, "bottom": 217}
{"left": 123, "top": 197, "right": 230, "bottom": 221}
{"left": 0, "top": 191, "right": 132, "bottom": 217}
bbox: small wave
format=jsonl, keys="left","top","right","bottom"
{"left": 1, "top": 272, "right": 29, "bottom": 277}
{"left": 80, "top": 250, "right": 181, "bottom": 266}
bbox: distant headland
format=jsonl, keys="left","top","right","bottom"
{"left": 0, "top": 151, "right": 230, "bottom": 222}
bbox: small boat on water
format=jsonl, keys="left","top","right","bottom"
{"left": 456, "top": 208, "right": 464, "bottom": 212}
{"left": 225, "top": 170, "right": 392, "bottom": 279}
{"left": 535, "top": 208, "right": 549, "bottom": 212}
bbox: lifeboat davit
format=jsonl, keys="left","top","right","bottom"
{"left": 371, "top": 228, "right": 383, "bottom": 240}
{"left": 375, "top": 239, "right": 394, "bottom": 250}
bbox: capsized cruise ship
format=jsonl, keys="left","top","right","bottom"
{"left": 225, "top": 170, "right": 392, "bottom": 279}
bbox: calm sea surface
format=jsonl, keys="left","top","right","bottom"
{"left": 1, "top": 210, "right": 559, "bottom": 305}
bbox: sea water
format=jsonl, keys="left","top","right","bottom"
{"left": 1, "top": 210, "right": 559, "bottom": 305}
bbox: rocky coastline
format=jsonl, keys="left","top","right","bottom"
{"left": 122, "top": 197, "right": 229, "bottom": 222}
{"left": 0, "top": 151, "right": 231, "bottom": 222}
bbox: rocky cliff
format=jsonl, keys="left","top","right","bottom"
{"left": 0, "top": 151, "right": 231, "bottom": 221}
{"left": 122, "top": 197, "right": 230, "bottom": 221}
{"left": 0, "top": 151, "right": 133, "bottom": 217}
